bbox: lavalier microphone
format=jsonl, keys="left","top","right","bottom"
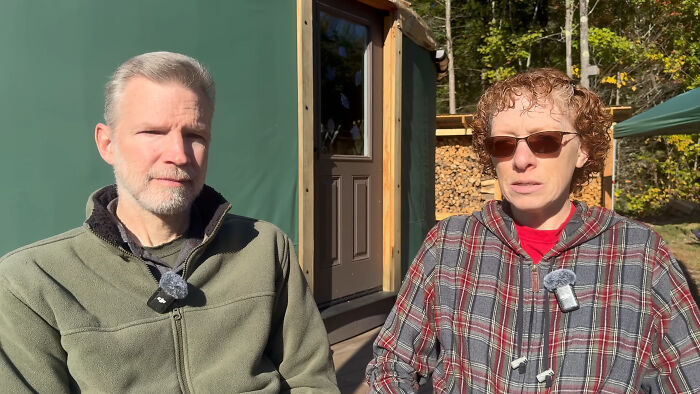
{"left": 147, "top": 271, "right": 189, "bottom": 313}
{"left": 543, "top": 269, "right": 579, "bottom": 313}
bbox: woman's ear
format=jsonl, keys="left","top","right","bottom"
{"left": 576, "top": 144, "right": 589, "bottom": 168}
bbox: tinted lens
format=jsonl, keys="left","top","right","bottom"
{"left": 485, "top": 131, "right": 571, "bottom": 158}
{"left": 486, "top": 137, "right": 516, "bottom": 158}
{"left": 527, "top": 132, "right": 564, "bottom": 154}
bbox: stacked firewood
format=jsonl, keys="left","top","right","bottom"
{"left": 435, "top": 136, "right": 487, "bottom": 214}
{"left": 436, "top": 135, "right": 604, "bottom": 214}
{"left": 572, "top": 176, "right": 602, "bottom": 207}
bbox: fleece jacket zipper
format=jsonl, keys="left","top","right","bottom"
{"left": 172, "top": 308, "right": 190, "bottom": 394}
{"left": 169, "top": 209, "right": 228, "bottom": 394}
{"left": 90, "top": 198, "right": 230, "bottom": 393}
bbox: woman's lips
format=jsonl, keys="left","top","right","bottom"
{"left": 510, "top": 182, "right": 543, "bottom": 194}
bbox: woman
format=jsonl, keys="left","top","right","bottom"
{"left": 366, "top": 68, "right": 700, "bottom": 393}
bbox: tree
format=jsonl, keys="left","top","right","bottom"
{"left": 587, "top": 0, "right": 700, "bottom": 107}
{"left": 409, "top": 0, "right": 700, "bottom": 216}
{"left": 446, "top": 0, "right": 457, "bottom": 113}
{"left": 412, "top": 0, "right": 560, "bottom": 113}
{"left": 412, "top": 0, "right": 699, "bottom": 110}
{"left": 615, "top": 134, "right": 700, "bottom": 216}
{"left": 585, "top": 0, "right": 700, "bottom": 214}
{"left": 565, "top": 0, "right": 574, "bottom": 77}
{"left": 578, "top": 0, "right": 599, "bottom": 87}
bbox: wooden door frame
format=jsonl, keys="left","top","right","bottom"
{"left": 297, "top": 0, "right": 402, "bottom": 295}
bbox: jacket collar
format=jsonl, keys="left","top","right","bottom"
{"left": 474, "top": 200, "right": 622, "bottom": 263}
{"left": 83, "top": 184, "right": 231, "bottom": 251}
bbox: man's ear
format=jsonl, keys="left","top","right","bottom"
{"left": 576, "top": 144, "right": 589, "bottom": 168}
{"left": 95, "top": 123, "right": 115, "bottom": 165}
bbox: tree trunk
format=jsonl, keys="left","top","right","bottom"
{"left": 446, "top": 0, "right": 456, "bottom": 114}
{"left": 491, "top": 0, "right": 496, "bottom": 24}
{"left": 579, "top": 0, "right": 591, "bottom": 87}
{"left": 565, "top": 0, "right": 574, "bottom": 77}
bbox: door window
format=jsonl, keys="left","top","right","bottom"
{"left": 318, "top": 11, "right": 369, "bottom": 157}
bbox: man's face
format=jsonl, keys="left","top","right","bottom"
{"left": 101, "top": 76, "right": 212, "bottom": 216}
{"left": 490, "top": 96, "right": 588, "bottom": 227}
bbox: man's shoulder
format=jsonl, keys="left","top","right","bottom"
{"left": 214, "top": 213, "right": 292, "bottom": 252}
{"left": 1, "top": 227, "right": 87, "bottom": 263}
{"left": 0, "top": 226, "right": 88, "bottom": 283}
{"left": 220, "top": 214, "right": 288, "bottom": 238}
{"left": 210, "top": 214, "right": 296, "bottom": 276}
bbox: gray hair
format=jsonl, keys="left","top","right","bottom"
{"left": 104, "top": 51, "right": 215, "bottom": 126}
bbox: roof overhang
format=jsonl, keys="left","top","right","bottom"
{"left": 358, "top": 0, "right": 437, "bottom": 51}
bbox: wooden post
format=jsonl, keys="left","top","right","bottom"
{"left": 296, "top": 0, "right": 315, "bottom": 287}
{"left": 382, "top": 15, "right": 402, "bottom": 292}
{"left": 602, "top": 125, "right": 614, "bottom": 209}
{"left": 602, "top": 106, "right": 633, "bottom": 209}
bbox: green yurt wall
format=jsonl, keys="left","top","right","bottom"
{"left": 400, "top": 35, "right": 437, "bottom": 275}
{"left": 0, "top": 1, "right": 299, "bottom": 255}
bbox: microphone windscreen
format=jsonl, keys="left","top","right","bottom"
{"left": 160, "top": 271, "right": 188, "bottom": 299}
{"left": 543, "top": 269, "right": 576, "bottom": 291}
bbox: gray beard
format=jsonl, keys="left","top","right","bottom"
{"left": 113, "top": 174, "right": 201, "bottom": 217}
{"left": 138, "top": 187, "right": 194, "bottom": 215}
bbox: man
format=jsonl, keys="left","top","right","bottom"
{"left": 366, "top": 68, "right": 700, "bottom": 392}
{"left": 0, "top": 51, "right": 339, "bottom": 393}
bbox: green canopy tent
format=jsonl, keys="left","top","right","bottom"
{"left": 610, "top": 87, "right": 700, "bottom": 210}
{"left": 614, "top": 87, "right": 700, "bottom": 138}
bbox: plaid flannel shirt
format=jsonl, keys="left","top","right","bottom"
{"left": 366, "top": 201, "right": 700, "bottom": 393}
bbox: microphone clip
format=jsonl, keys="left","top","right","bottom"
{"left": 147, "top": 271, "right": 189, "bottom": 313}
{"left": 147, "top": 288, "right": 177, "bottom": 313}
{"left": 543, "top": 269, "right": 580, "bottom": 313}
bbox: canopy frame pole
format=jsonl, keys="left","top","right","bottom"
{"left": 611, "top": 138, "right": 618, "bottom": 212}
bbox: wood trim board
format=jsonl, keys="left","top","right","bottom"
{"left": 382, "top": 15, "right": 402, "bottom": 292}
{"left": 297, "top": 0, "right": 315, "bottom": 286}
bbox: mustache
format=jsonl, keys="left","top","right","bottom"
{"left": 147, "top": 167, "right": 195, "bottom": 182}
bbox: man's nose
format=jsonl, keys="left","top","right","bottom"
{"left": 163, "top": 132, "right": 189, "bottom": 165}
{"left": 512, "top": 139, "right": 536, "bottom": 170}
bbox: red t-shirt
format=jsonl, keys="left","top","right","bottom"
{"left": 514, "top": 203, "right": 576, "bottom": 264}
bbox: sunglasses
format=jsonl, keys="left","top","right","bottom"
{"left": 485, "top": 131, "right": 579, "bottom": 158}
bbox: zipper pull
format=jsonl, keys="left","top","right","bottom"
{"left": 531, "top": 264, "right": 539, "bottom": 290}
{"left": 173, "top": 308, "right": 182, "bottom": 320}
{"left": 510, "top": 356, "right": 528, "bottom": 374}
{"left": 536, "top": 368, "right": 554, "bottom": 384}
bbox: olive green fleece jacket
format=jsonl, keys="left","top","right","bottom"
{"left": 0, "top": 185, "right": 339, "bottom": 393}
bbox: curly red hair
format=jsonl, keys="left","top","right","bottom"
{"left": 471, "top": 68, "right": 612, "bottom": 193}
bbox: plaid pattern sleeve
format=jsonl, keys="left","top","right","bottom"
{"left": 365, "top": 201, "right": 700, "bottom": 393}
{"left": 640, "top": 243, "right": 700, "bottom": 392}
{"left": 366, "top": 225, "right": 441, "bottom": 392}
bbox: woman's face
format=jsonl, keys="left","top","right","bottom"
{"left": 490, "top": 96, "right": 588, "bottom": 229}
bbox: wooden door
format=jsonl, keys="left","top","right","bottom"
{"left": 314, "top": 0, "right": 383, "bottom": 305}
